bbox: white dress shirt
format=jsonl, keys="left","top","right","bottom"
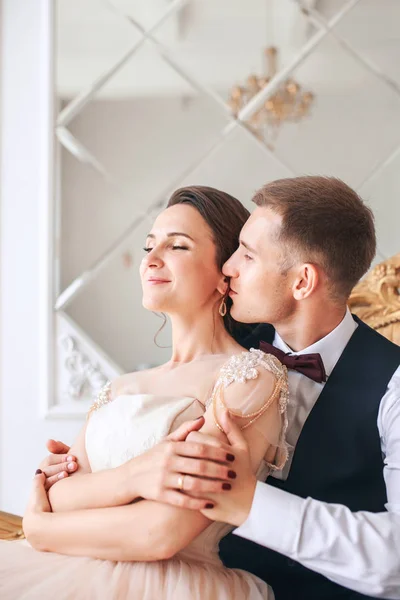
{"left": 235, "top": 308, "right": 400, "bottom": 599}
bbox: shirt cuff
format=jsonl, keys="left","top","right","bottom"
{"left": 234, "top": 481, "right": 306, "bottom": 555}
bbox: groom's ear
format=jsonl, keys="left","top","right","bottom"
{"left": 292, "top": 263, "right": 319, "bottom": 300}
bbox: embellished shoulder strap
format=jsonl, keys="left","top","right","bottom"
{"left": 87, "top": 381, "right": 112, "bottom": 418}
{"left": 209, "top": 348, "right": 289, "bottom": 434}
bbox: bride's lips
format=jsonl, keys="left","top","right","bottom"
{"left": 228, "top": 288, "right": 237, "bottom": 296}
{"left": 147, "top": 277, "right": 171, "bottom": 285}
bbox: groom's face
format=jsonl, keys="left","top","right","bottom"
{"left": 223, "top": 207, "right": 295, "bottom": 324}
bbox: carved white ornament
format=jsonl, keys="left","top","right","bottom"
{"left": 60, "top": 335, "right": 108, "bottom": 400}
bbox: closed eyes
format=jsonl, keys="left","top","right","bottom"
{"left": 143, "top": 245, "right": 189, "bottom": 253}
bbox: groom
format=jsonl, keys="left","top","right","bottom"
{"left": 215, "top": 176, "right": 400, "bottom": 600}
{"left": 42, "top": 176, "right": 400, "bottom": 600}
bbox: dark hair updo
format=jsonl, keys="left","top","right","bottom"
{"left": 167, "top": 185, "right": 251, "bottom": 341}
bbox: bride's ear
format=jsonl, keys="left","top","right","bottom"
{"left": 217, "top": 276, "right": 229, "bottom": 296}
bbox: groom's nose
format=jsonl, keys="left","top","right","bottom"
{"left": 222, "top": 254, "right": 238, "bottom": 279}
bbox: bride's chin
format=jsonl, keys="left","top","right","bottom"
{"left": 142, "top": 299, "right": 167, "bottom": 312}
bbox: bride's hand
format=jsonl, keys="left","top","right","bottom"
{"left": 124, "top": 416, "right": 237, "bottom": 510}
{"left": 199, "top": 411, "right": 257, "bottom": 527}
{"left": 38, "top": 440, "right": 78, "bottom": 490}
{"left": 23, "top": 471, "right": 52, "bottom": 545}
{"left": 26, "top": 470, "right": 52, "bottom": 514}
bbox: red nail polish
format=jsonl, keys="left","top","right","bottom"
{"left": 222, "top": 483, "right": 232, "bottom": 490}
{"left": 226, "top": 453, "right": 235, "bottom": 462}
{"left": 205, "top": 503, "right": 214, "bottom": 509}
{"left": 35, "top": 469, "right": 42, "bottom": 475}
{"left": 228, "top": 470, "right": 237, "bottom": 479}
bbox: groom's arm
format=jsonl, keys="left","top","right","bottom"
{"left": 235, "top": 484, "right": 400, "bottom": 599}
{"left": 234, "top": 381, "right": 400, "bottom": 600}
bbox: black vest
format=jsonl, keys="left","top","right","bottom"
{"left": 220, "top": 317, "right": 400, "bottom": 600}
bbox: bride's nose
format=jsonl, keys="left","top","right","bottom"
{"left": 145, "top": 249, "right": 164, "bottom": 269}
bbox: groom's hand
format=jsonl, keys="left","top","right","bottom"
{"left": 38, "top": 440, "right": 78, "bottom": 490}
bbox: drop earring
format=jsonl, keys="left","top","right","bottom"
{"left": 219, "top": 297, "right": 227, "bottom": 317}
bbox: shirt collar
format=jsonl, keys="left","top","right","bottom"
{"left": 273, "top": 307, "right": 357, "bottom": 378}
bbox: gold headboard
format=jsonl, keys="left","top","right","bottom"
{"left": 0, "top": 510, "right": 24, "bottom": 541}
{"left": 349, "top": 253, "right": 400, "bottom": 346}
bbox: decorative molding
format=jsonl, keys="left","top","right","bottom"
{"left": 38, "top": 0, "right": 57, "bottom": 420}
{"left": 59, "top": 335, "right": 108, "bottom": 401}
{"left": 41, "top": 311, "right": 122, "bottom": 419}
{"left": 37, "top": 2, "right": 122, "bottom": 419}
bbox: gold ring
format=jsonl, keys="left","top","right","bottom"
{"left": 178, "top": 475, "right": 185, "bottom": 491}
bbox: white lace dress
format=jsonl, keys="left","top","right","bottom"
{"left": 0, "top": 350, "right": 288, "bottom": 600}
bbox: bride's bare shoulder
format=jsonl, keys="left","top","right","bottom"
{"left": 110, "top": 371, "right": 144, "bottom": 397}
{"left": 109, "top": 350, "right": 252, "bottom": 400}
{"left": 110, "top": 365, "right": 165, "bottom": 397}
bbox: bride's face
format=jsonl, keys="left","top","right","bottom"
{"left": 140, "top": 204, "right": 226, "bottom": 315}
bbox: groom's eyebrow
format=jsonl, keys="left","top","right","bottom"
{"left": 240, "top": 239, "right": 258, "bottom": 254}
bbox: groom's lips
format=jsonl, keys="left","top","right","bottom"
{"left": 228, "top": 288, "right": 237, "bottom": 296}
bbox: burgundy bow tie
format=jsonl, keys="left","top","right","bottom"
{"left": 259, "top": 341, "right": 327, "bottom": 383}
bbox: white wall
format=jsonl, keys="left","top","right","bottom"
{"left": 0, "top": 0, "right": 81, "bottom": 515}
{"left": 0, "top": 0, "right": 3, "bottom": 505}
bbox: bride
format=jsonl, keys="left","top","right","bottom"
{"left": 0, "top": 186, "right": 288, "bottom": 599}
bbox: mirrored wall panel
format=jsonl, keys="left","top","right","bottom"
{"left": 52, "top": 0, "right": 400, "bottom": 412}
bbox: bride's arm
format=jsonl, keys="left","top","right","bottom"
{"left": 28, "top": 499, "right": 211, "bottom": 561}
{"left": 47, "top": 422, "right": 134, "bottom": 513}
{"left": 47, "top": 417, "right": 215, "bottom": 513}
{"left": 28, "top": 363, "right": 284, "bottom": 562}
{"left": 49, "top": 378, "right": 144, "bottom": 513}
{"left": 47, "top": 379, "right": 134, "bottom": 513}
{"left": 31, "top": 418, "right": 232, "bottom": 559}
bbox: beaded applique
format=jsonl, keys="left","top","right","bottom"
{"left": 207, "top": 348, "right": 289, "bottom": 469}
{"left": 207, "top": 348, "right": 288, "bottom": 411}
{"left": 88, "top": 381, "right": 112, "bottom": 417}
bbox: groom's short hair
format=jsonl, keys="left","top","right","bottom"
{"left": 252, "top": 176, "right": 376, "bottom": 300}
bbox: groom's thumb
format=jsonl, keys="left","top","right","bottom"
{"left": 220, "top": 409, "right": 248, "bottom": 450}
{"left": 167, "top": 416, "right": 205, "bottom": 442}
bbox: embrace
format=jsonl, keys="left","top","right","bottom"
{"left": 0, "top": 176, "right": 399, "bottom": 600}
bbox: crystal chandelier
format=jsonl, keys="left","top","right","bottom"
{"left": 228, "top": 47, "right": 314, "bottom": 148}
